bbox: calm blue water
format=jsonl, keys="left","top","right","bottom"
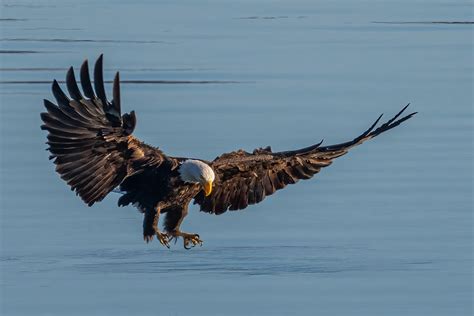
{"left": 1, "top": 1, "right": 472, "bottom": 315}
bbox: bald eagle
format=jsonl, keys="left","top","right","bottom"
{"left": 40, "top": 55, "right": 416, "bottom": 249}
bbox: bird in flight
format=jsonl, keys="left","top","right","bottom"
{"left": 41, "top": 55, "right": 416, "bottom": 249}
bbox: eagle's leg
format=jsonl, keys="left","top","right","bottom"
{"left": 143, "top": 205, "right": 170, "bottom": 248}
{"left": 163, "top": 205, "right": 203, "bottom": 249}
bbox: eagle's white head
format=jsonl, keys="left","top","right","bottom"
{"left": 178, "top": 159, "right": 215, "bottom": 196}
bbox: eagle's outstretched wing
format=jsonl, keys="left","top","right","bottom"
{"left": 194, "top": 105, "right": 416, "bottom": 214}
{"left": 41, "top": 55, "right": 168, "bottom": 206}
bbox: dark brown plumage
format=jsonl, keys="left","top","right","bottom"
{"left": 41, "top": 55, "right": 416, "bottom": 249}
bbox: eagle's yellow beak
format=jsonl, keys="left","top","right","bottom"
{"left": 202, "top": 181, "right": 213, "bottom": 196}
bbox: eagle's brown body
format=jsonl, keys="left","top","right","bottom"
{"left": 41, "top": 55, "right": 416, "bottom": 248}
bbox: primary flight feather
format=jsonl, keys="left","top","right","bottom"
{"left": 41, "top": 55, "right": 416, "bottom": 249}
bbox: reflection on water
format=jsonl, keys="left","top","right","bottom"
{"left": 1, "top": 245, "right": 435, "bottom": 276}
{"left": 0, "top": 0, "right": 472, "bottom": 315}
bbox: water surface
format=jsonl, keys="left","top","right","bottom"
{"left": 1, "top": 0, "right": 472, "bottom": 315}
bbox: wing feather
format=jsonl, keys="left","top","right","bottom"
{"left": 41, "top": 55, "right": 143, "bottom": 206}
{"left": 80, "top": 59, "right": 95, "bottom": 99}
{"left": 66, "top": 67, "right": 83, "bottom": 100}
{"left": 112, "top": 72, "right": 121, "bottom": 116}
{"left": 195, "top": 105, "right": 416, "bottom": 214}
{"left": 93, "top": 54, "right": 108, "bottom": 106}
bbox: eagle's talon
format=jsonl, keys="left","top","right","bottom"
{"left": 185, "top": 234, "right": 203, "bottom": 249}
{"left": 168, "top": 231, "right": 203, "bottom": 250}
{"left": 156, "top": 232, "right": 170, "bottom": 248}
{"left": 185, "top": 239, "right": 193, "bottom": 249}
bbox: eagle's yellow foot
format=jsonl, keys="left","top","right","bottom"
{"left": 169, "top": 231, "right": 203, "bottom": 249}
{"left": 157, "top": 231, "right": 171, "bottom": 248}
{"left": 143, "top": 231, "right": 170, "bottom": 248}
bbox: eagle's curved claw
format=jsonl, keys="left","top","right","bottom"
{"left": 183, "top": 234, "right": 203, "bottom": 250}
{"left": 156, "top": 232, "right": 170, "bottom": 248}
{"left": 169, "top": 231, "right": 203, "bottom": 249}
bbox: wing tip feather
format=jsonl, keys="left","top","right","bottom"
{"left": 94, "top": 54, "right": 107, "bottom": 104}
